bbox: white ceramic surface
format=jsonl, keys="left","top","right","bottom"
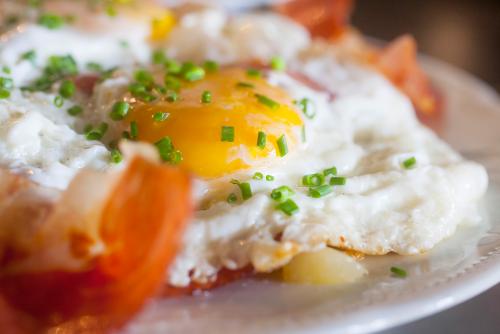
{"left": 125, "top": 57, "right": 500, "bottom": 334}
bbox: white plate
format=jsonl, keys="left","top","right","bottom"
{"left": 125, "top": 57, "right": 500, "bottom": 334}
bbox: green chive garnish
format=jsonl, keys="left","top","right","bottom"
{"left": 402, "top": 157, "right": 417, "bottom": 169}
{"left": 308, "top": 184, "right": 333, "bottom": 198}
{"left": 181, "top": 63, "right": 205, "bottom": 81}
{"left": 276, "top": 199, "right": 299, "bottom": 216}
{"left": 277, "top": 135, "right": 288, "bottom": 157}
{"left": 231, "top": 180, "right": 252, "bottom": 200}
{"left": 255, "top": 94, "right": 280, "bottom": 110}
{"left": 85, "top": 122, "right": 108, "bottom": 141}
{"left": 296, "top": 98, "right": 316, "bottom": 119}
{"left": 302, "top": 173, "right": 325, "bottom": 187}
{"left": 0, "top": 77, "right": 13, "bottom": 90}
{"left": 390, "top": 266, "right": 407, "bottom": 278}
{"left": 227, "top": 193, "right": 237, "bottom": 204}
{"left": 246, "top": 68, "right": 262, "bottom": 78}
{"left": 266, "top": 175, "right": 275, "bottom": 181}
{"left": 0, "top": 89, "right": 10, "bottom": 99}
{"left": 110, "top": 101, "right": 130, "bottom": 121}
{"left": 110, "top": 149, "right": 123, "bottom": 163}
{"left": 270, "top": 56, "right": 286, "bottom": 71}
{"left": 166, "top": 90, "right": 178, "bottom": 102}
{"left": 253, "top": 172, "right": 263, "bottom": 180}
{"left": 134, "top": 69, "right": 154, "bottom": 86}
{"left": 257, "top": 131, "right": 266, "bottom": 149}
{"left": 323, "top": 167, "right": 338, "bottom": 176}
{"left": 330, "top": 177, "right": 346, "bottom": 186}
{"left": 130, "top": 121, "right": 138, "bottom": 139}
{"left": 165, "top": 59, "right": 182, "bottom": 74}
{"left": 152, "top": 112, "right": 169, "bottom": 122}
{"left": 236, "top": 82, "right": 255, "bottom": 89}
{"left": 221, "top": 126, "right": 235, "bottom": 142}
{"left": 54, "top": 95, "right": 64, "bottom": 108}
{"left": 58, "top": 79, "right": 75, "bottom": 99}
{"left": 270, "top": 185, "right": 295, "bottom": 202}
{"left": 38, "top": 13, "right": 64, "bottom": 29}
{"left": 203, "top": 60, "right": 219, "bottom": 73}
{"left": 152, "top": 50, "right": 167, "bottom": 65}
{"left": 201, "top": 90, "right": 212, "bottom": 104}
{"left": 2, "top": 66, "right": 11, "bottom": 74}
{"left": 67, "top": 105, "right": 83, "bottom": 116}
{"left": 301, "top": 125, "right": 306, "bottom": 143}
{"left": 20, "top": 50, "right": 36, "bottom": 64}
{"left": 164, "top": 74, "right": 181, "bottom": 91}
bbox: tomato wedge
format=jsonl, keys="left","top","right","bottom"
{"left": 0, "top": 156, "right": 192, "bottom": 332}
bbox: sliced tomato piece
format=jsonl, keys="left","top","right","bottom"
{"left": 275, "top": 0, "right": 354, "bottom": 39}
{"left": 374, "top": 35, "right": 439, "bottom": 115}
{"left": 0, "top": 157, "right": 192, "bottom": 332}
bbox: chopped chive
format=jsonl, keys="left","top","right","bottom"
{"left": 166, "top": 90, "right": 178, "bottom": 102}
{"left": 110, "top": 149, "right": 123, "bottom": 163}
{"left": 110, "top": 101, "right": 130, "bottom": 121}
{"left": 390, "top": 266, "right": 407, "bottom": 278}
{"left": 85, "top": 122, "right": 108, "bottom": 141}
{"left": 54, "top": 95, "right": 64, "bottom": 108}
{"left": 155, "top": 137, "right": 173, "bottom": 160}
{"left": 152, "top": 112, "right": 169, "bottom": 122}
{"left": 134, "top": 69, "right": 154, "bottom": 86}
{"left": 165, "top": 59, "right": 182, "bottom": 74}
{"left": 227, "top": 193, "right": 237, "bottom": 204}
{"left": 402, "top": 157, "right": 417, "bottom": 169}
{"left": 0, "top": 77, "right": 14, "bottom": 90}
{"left": 276, "top": 198, "right": 299, "bottom": 216}
{"left": 169, "top": 150, "right": 183, "bottom": 164}
{"left": 152, "top": 50, "right": 167, "bottom": 65}
{"left": 257, "top": 131, "right": 266, "bottom": 149}
{"left": 270, "top": 56, "right": 286, "bottom": 71}
{"left": 253, "top": 172, "right": 264, "bottom": 180}
{"left": 296, "top": 98, "right": 316, "bottom": 119}
{"left": 119, "top": 40, "right": 129, "bottom": 48}
{"left": 330, "top": 176, "right": 346, "bottom": 186}
{"left": 236, "top": 82, "right": 255, "bottom": 89}
{"left": 276, "top": 135, "right": 288, "bottom": 157}
{"left": 20, "top": 50, "right": 36, "bottom": 64}
{"left": 67, "top": 105, "right": 83, "bottom": 116}
{"left": 2, "top": 66, "right": 11, "bottom": 74}
{"left": 308, "top": 184, "right": 333, "bottom": 198}
{"left": 203, "top": 60, "right": 219, "bottom": 73}
{"left": 270, "top": 185, "right": 295, "bottom": 202}
{"left": 323, "top": 167, "right": 338, "bottom": 176}
{"left": 0, "top": 89, "right": 10, "bottom": 99}
{"left": 246, "top": 68, "right": 262, "bottom": 78}
{"left": 302, "top": 173, "right": 325, "bottom": 187}
{"left": 301, "top": 125, "right": 306, "bottom": 143}
{"left": 38, "top": 13, "right": 64, "bottom": 29}
{"left": 237, "top": 182, "right": 252, "bottom": 200}
{"left": 164, "top": 75, "right": 181, "bottom": 91}
{"left": 266, "top": 175, "right": 275, "bottom": 181}
{"left": 255, "top": 94, "right": 280, "bottom": 110}
{"left": 201, "top": 90, "right": 212, "bottom": 104}
{"left": 130, "top": 121, "right": 138, "bottom": 139}
{"left": 181, "top": 63, "right": 205, "bottom": 81}
{"left": 58, "top": 79, "right": 75, "bottom": 98}
{"left": 221, "top": 126, "right": 235, "bottom": 142}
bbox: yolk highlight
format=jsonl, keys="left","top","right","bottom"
{"left": 128, "top": 68, "right": 303, "bottom": 178}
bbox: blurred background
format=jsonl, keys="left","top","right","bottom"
{"left": 352, "top": 0, "right": 500, "bottom": 92}
{"left": 352, "top": 1, "right": 500, "bottom": 333}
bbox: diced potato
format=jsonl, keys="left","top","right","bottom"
{"left": 282, "top": 247, "right": 367, "bottom": 285}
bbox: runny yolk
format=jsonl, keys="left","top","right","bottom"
{"left": 128, "top": 68, "right": 304, "bottom": 178}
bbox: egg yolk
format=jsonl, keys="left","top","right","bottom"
{"left": 127, "top": 68, "right": 303, "bottom": 178}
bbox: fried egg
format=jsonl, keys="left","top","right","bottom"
{"left": 0, "top": 2, "right": 488, "bottom": 288}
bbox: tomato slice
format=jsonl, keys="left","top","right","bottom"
{"left": 0, "top": 157, "right": 192, "bottom": 332}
